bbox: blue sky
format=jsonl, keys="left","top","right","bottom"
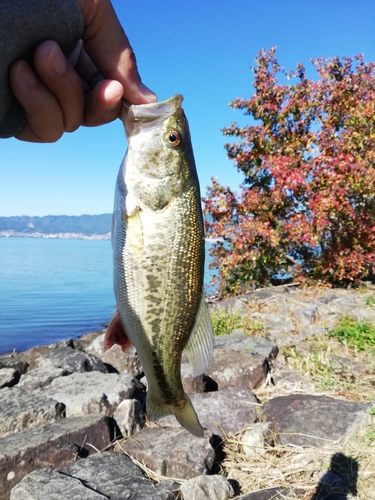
{"left": 1, "top": 0, "right": 375, "bottom": 216}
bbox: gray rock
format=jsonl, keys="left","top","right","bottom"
{"left": 36, "top": 345, "right": 109, "bottom": 374}
{"left": 301, "top": 324, "right": 327, "bottom": 338}
{"left": 266, "top": 330, "right": 306, "bottom": 349}
{"left": 262, "top": 313, "right": 296, "bottom": 334}
{"left": 39, "top": 371, "right": 144, "bottom": 417}
{"left": 343, "top": 305, "right": 375, "bottom": 323}
{"left": 60, "top": 451, "right": 179, "bottom": 499}
{"left": 119, "top": 427, "right": 215, "bottom": 479}
{"left": 261, "top": 394, "right": 370, "bottom": 447}
{"left": 328, "top": 296, "right": 362, "bottom": 317}
{"left": 237, "top": 487, "right": 297, "bottom": 499}
{"left": 73, "top": 329, "right": 105, "bottom": 351}
{"left": 85, "top": 332, "right": 143, "bottom": 376}
{"left": 263, "top": 285, "right": 296, "bottom": 295}
{"left": 11, "top": 469, "right": 107, "bottom": 500}
{"left": 180, "top": 474, "right": 235, "bottom": 500}
{"left": 241, "top": 422, "right": 272, "bottom": 457}
{"left": 13, "top": 340, "right": 74, "bottom": 371}
{"left": 180, "top": 359, "right": 207, "bottom": 393}
{"left": 0, "top": 387, "right": 65, "bottom": 438}
{"left": 1, "top": 416, "right": 115, "bottom": 500}
{"left": 205, "top": 349, "right": 269, "bottom": 390}
{"left": 0, "top": 353, "right": 29, "bottom": 375}
{"left": 213, "top": 333, "right": 278, "bottom": 359}
{"left": 316, "top": 294, "right": 338, "bottom": 305}
{"left": 17, "top": 365, "right": 67, "bottom": 391}
{"left": 0, "top": 367, "right": 19, "bottom": 388}
{"left": 210, "top": 296, "right": 249, "bottom": 313}
{"left": 269, "top": 362, "right": 316, "bottom": 393}
{"left": 160, "top": 387, "right": 259, "bottom": 438}
{"left": 243, "top": 290, "right": 276, "bottom": 301}
{"left": 113, "top": 399, "right": 145, "bottom": 436}
{"left": 330, "top": 355, "right": 368, "bottom": 380}
{"left": 292, "top": 305, "right": 319, "bottom": 326}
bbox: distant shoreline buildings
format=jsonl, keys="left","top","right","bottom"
{"left": 0, "top": 231, "right": 111, "bottom": 240}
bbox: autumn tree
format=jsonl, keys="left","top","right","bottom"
{"left": 204, "top": 47, "right": 375, "bottom": 297}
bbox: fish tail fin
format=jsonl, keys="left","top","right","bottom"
{"left": 146, "top": 392, "right": 204, "bottom": 438}
{"left": 172, "top": 394, "right": 204, "bottom": 438}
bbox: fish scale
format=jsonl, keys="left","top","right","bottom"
{"left": 106, "top": 94, "right": 214, "bottom": 437}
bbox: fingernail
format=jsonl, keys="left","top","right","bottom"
{"left": 104, "top": 81, "right": 124, "bottom": 110}
{"left": 47, "top": 44, "right": 67, "bottom": 75}
{"left": 140, "top": 83, "right": 157, "bottom": 103}
{"left": 16, "top": 60, "right": 38, "bottom": 86}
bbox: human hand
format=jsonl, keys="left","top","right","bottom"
{"left": 9, "top": 0, "right": 156, "bottom": 142}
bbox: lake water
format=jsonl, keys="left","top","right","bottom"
{"left": 0, "top": 237, "right": 215, "bottom": 355}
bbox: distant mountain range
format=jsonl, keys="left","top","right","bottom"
{"left": 0, "top": 214, "right": 112, "bottom": 239}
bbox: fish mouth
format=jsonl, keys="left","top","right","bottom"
{"left": 123, "top": 94, "right": 183, "bottom": 124}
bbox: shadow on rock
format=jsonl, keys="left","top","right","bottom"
{"left": 311, "top": 453, "right": 358, "bottom": 500}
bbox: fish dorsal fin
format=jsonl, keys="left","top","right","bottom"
{"left": 184, "top": 291, "right": 214, "bottom": 376}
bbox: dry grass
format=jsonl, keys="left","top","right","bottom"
{"left": 221, "top": 417, "right": 375, "bottom": 499}
{"left": 279, "top": 336, "right": 375, "bottom": 403}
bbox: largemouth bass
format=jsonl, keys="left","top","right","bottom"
{"left": 105, "top": 95, "right": 214, "bottom": 437}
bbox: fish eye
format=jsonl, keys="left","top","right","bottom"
{"left": 167, "top": 130, "right": 181, "bottom": 146}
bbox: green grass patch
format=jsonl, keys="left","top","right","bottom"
{"left": 329, "top": 316, "right": 375, "bottom": 353}
{"left": 365, "top": 295, "right": 375, "bottom": 307}
{"left": 210, "top": 307, "right": 264, "bottom": 336}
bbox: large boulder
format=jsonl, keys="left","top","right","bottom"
{"left": 205, "top": 349, "right": 269, "bottom": 390}
{"left": 0, "top": 367, "right": 19, "bottom": 388}
{"left": 0, "top": 387, "right": 65, "bottom": 437}
{"left": 213, "top": 334, "right": 278, "bottom": 359}
{"left": 1, "top": 416, "right": 115, "bottom": 500}
{"left": 261, "top": 394, "right": 370, "bottom": 447}
{"left": 17, "top": 366, "right": 67, "bottom": 391}
{"left": 118, "top": 427, "right": 215, "bottom": 479}
{"left": 85, "top": 332, "right": 143, "bottom": 376}
{"left": 38, "top": 371, "right": 144, "bottom": 417}
{"left": 36, "top": 345, "right": 109, "bottom": 374}
{"left": 180, "top": 475, "right": 235, "bottom": 500}
{"left": 11, "top": 452, "right": 179, "bottom": 500}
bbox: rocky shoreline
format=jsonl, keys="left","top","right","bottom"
{"left": 0, "top": 285, "right": 374, "bottom": 499}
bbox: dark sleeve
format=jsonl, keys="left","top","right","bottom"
{"left": 0, "top": 0, "right": 84, "bottom": 138}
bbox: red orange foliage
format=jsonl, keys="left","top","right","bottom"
{"left": 204, "top": 47, "right": 375, "bottom": 297}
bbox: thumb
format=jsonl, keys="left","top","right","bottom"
{"left": 77, "top": 0, "right": 156, "bottom": 104}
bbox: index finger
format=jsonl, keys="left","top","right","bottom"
{"left": 77, "top": 0, "right": 156, "bottom": 104}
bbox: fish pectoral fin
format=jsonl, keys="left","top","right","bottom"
{"left": 124, "top": 206, "right": 144, "bottom": 257}
{"left": 147, "top": 392, "right": 204, "bottom": 438}
{"left": 104, "top": 309, "right": 133, "bottom": 353}
{"left": 183, "top": 291, "right": 214, "bottom": 377}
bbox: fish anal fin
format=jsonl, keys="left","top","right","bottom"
{"left": 104, "top": 309, "right": 132, "bottom": 353}
{"left": 146, "top": 391, "right": 204, "bottom": 438}
{"left": 184, "top": 291, "right": 214, "bottom": 376}
{"left": 146, "top": 393, "right": 173, "bottom": 421}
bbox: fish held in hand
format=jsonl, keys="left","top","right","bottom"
{"left": 105, "top": 94, "right": 214, "bottom": 437}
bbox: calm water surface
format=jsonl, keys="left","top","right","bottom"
{"left": 0, "top": 237, "right": 214, "bottom": 354}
